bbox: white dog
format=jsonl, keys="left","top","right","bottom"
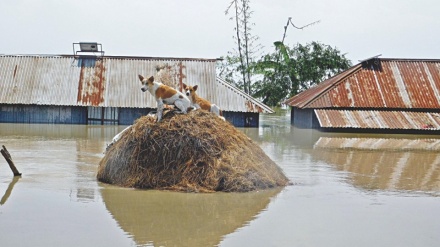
{"left": 138, "top": 75, "right": 191, "bottom": 122}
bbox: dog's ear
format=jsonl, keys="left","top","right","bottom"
{"left": 193, "top": 85, "right": 198, "bottom": 91}
{"left": 138, "top": 75, "right": 144, "bottom": 81}
{"left": 148, "top": 76, "right": 154, "bottom": 82}
{"left": 182, "top": 83, "right": 187, "bottom": 89}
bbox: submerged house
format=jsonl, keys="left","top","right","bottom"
{"left": 284, "top": 57, "right": 440, "bottom": 134}
{"left": 0, "top": 54, "right": 273, "bottom": 127}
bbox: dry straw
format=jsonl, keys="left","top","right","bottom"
{"left": 97, "top": 110, "right": 289, "bottom": 192}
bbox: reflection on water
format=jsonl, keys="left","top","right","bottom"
{"left": 0, "top": 123, "right": 124, "bottom": 141}
{"left": 313, "top": 137, "right": 440, "bottom": 194}
{"left": 250, "top": 108, "right": 440, "bottom": 195}
{"left": 0, "top": 176, "right": 20, "bottom": 205}
{"left": 0, "top": 123, "right": 130, "bottom": 206}
{"left": 101, "top": 185, "right": 282, "bottom": 247}
{"left": 1, "top": 111, "right": 440, "bottom": 247}
{"left": 0, "top": 122, "right": 283, "bottom": 246}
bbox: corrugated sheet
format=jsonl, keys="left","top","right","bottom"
{"left": 0, "top": 55, "right": 79, "bottom": 105}
{"left": 315, "top": 109, "right": 440, "bottom": 130}
{"left": 0, "top": 55, "right": 272, "bottom": 113}
{"left": 285, "top": 58, "right": 440, "bottom": 109}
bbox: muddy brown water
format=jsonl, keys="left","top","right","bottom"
{"left": 0, "top": 109, "right": 439, "bottom": 247}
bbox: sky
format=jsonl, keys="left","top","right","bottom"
{"left": 1, "top": 0, "right": 439, "bottom": 64}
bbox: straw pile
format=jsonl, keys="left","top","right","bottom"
{"left": 97, "top": 110, "right": 289, "bottom": 192}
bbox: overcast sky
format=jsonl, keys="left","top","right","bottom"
{"left": 1, "top": 0, "right": 439, "bottom": 64}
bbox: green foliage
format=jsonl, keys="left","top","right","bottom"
{"left": 252, "top": 41, "right": 352, "bottom": 106}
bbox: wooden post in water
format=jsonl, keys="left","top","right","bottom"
{"left": 1, "top": 145, "right": 22, "bottom": 176}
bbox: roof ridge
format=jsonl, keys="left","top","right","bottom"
{"left": 302, "top": 64, "right": 362, "bottom": 108}
{"left": 0, "top": 54, "right": 220, "bottom": 62}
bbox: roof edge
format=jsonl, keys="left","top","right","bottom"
{"left": 302, "top": 64, "right": 363, "bottom": 108}
{"left": 284, "top": 63, "right": 363, "bottom": 108}
{"left": 0, "top": 54, "right": 221, "bottom": 62}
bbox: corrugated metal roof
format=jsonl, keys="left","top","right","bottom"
{"left": 216, "top": 77, "right": 274, "bottom": 113}
{"left": 283, "top": 64, "right": 361, "bottom": 108}
{"left": 285, "top": 58, "right": 440, "bottom": 109}
{"left": 0, "top": 55, "right": 272, "bottom": 113}
{"left": 315, "top": 109, "right": 440, "bottom": 130}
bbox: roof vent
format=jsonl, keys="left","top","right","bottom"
{"left": 359, "top": 54, "right": 382, "bottom": 70}
{"left": 73, "top": 42, "right": 104, "bottom": 57}
{"left": 358, "top": 54, "right": 382, "bottom": 63}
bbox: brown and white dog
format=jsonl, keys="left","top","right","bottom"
{"left": 183, "top": 83, "right": 224, "bottom": 120}
{"left": 139, "top": 75, "right": 191, "bottom": 122}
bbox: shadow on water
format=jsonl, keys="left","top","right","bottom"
{"left": 99, "top": 185, "right": 283, "bottom": 247}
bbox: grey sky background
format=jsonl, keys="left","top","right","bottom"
{"left": 1, "top": 0, "right": 439, "bottom": 63}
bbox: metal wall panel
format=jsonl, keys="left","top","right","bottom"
{"left": 0, "top": 105, "right": 87, "bottom": 124}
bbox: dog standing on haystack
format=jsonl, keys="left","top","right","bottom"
{"left": 139, "top": 75, "right": 191, "bottom": 122}
{"left": 183, "top": 83, "right": 225, "bottom": 120}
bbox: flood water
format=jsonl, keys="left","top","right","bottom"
{"left": 0, "top": 109, "right": 439, "bottom": 247}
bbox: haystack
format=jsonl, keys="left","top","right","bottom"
{"left": 97, "top": 110, "right": 289, "bottom": 192}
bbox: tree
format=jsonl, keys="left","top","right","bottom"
{"left": 220, "top": 0, "right": 261, "bottom": 94}
{"left": 252, "top": 41, "right": 351, "bottom": 106}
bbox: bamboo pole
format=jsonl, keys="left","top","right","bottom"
{"left": 1, "top": 145, "right": 22, "bottom": 176}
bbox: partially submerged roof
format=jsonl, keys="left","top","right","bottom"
{"left": 0, "top": 55, "right": 273, "bottom": 113}
{"left": 285, "top": 58, "right": 440, "bottom": 109}
{"left": 285, "top": 58, "right": 440, "bottom": 131}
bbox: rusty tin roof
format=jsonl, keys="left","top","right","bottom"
{"left": 0, "top": 55, "right": 273, "bottom": 113}
{"left": 285, "top": 58, "right": 440, "bottom": 109}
